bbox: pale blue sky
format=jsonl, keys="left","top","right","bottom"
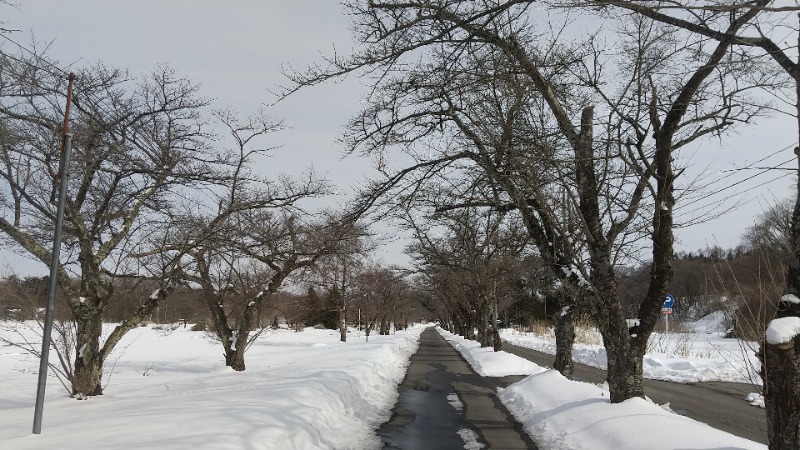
{"left": 1, "top": 1, "right": 795, "bottom": 275}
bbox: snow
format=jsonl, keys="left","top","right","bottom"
{"left": 0, "top": 314, "right": 769, "bottom": 449}
{"left": 0, "top": 322, "right": 423, "bottom": 449}
{"left": 688, "top": 310, "right": 729, "bottom": 334}
{"left": 447, "top": 393, "right": 463, "bottom": 411}
{"left": 766, "top": 317, "right": 800, "bottom": 345}
{"left": 561, "top": 265, "right": 590, "bottom": 288}
{"left": 457, "top": 428, "right": 484, "bottom": 450}
{"left": 439, "top": 328, "right": 766, "bottom": 450}
{"left": 444, "top": 329, "right": 544, "bottom": 377}
{"left": 781, "top": 294, "right": 800, "bottom": 304}
{"left": 625, "top": 318, "right": 640, "bottom": 328}
{"left": 501, "top": 321, "right": 762, "bottom": 385}
{"left": 747, "top": 392, "right": 766, "bottom": 408}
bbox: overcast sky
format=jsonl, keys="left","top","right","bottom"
{"left": 1, "top": 1, "right": 796, "bottom": 276}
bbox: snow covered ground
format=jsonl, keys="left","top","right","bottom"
{"left": 441, "top": 327, "right": 766, "bottom": 450}
{"left": 501, "top": 311, "right": 762, "bottom": 385}
{"left": 0, "top": 323, "right": 423, "bottom": 449}
{"left": 0, "top": 315, "right": 767, "bottom": 449}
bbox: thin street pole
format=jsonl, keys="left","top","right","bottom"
{"left": 33, "top": 73, "right": 75, "bottom": 435}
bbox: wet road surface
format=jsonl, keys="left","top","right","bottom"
{"left": 379, "top": 328, "right": 536, "bottom": 449}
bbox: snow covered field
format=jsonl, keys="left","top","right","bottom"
{"left": 441, "top": 328, "right": 766, "bottom": 450}
{"left": 0, "top": 323, "right": 423, "bottom": 449}
{"left": 501, "top": 311, "right": 762, "bottom": 385}
{"left": 0, "top": 315, "right": 767, "bottom": 450}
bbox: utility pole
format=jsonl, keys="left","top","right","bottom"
{"left": 33, "top": 73, "right": 75, "bottom": 435}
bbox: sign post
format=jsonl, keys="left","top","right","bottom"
{"left": 662, "top": 293, "right": 675, "bottom": 335}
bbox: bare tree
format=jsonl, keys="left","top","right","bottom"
{"left": 286, "top": 0, "right": 765, "bottom": 402}
{"left": 405, "top": 204, "right": 532, "bottom": 351}
{"left": 154, "top": 110, "right": 358, "bottom": 370}
{"left": 304, "top": 225, "right": 371, "bottom": 342}
{"left": 174, "top": 209, "right": 360, "bottom": 371}
{"left": 0, "top": 42, "right": 249, "bottom": 396}
{"left": 553, "top": 1, "right": 800, "bottom": 445}
{"left": 744, "top": 198, "right": 794, "bottom": 263}
{"left": 352, "top": 266, "right": 408, "bottom": 340}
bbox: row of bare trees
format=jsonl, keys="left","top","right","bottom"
{"left": 405, "top": 206, "right": 540, "bottom": 350}
{"left": 4, "top": 0, "right": 800, "bottom": 446}
{"left": 289, "top": 0, "right": 767, "bottom": 400}
{"left": 0, "top": 41, "right": 381, "bottom": 397}
{"left": 285, "top": 1, "right": 800, "bottom": 447}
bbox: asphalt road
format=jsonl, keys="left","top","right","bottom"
{"left": 502, "top": 342, "right": 769, "bottom": 445}
{"left": 379, "top": 328, "right": 536, "bottom": 449}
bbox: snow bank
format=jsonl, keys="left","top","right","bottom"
{"left": 0, "top": 322, "right": 426, "bottom": 450}
{"left": 440, "top": 327, "right": 765, "bottom": 450}
{"left": 437, "top": 328, "right": 544, "bottom": 376}
{"left": 500, "top": 371, "right": 765, "bottom": 450}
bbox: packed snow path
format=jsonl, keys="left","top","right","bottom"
{"left": 379, "top": 327, "right": 536, "bottom": 449}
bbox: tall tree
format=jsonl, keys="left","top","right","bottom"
{"left": 287, "top": 0, "right": 764, "bottom": 402}
{"left": 305, "top": 225, "right": 371, "bottom": 342}
{"left": 562, "top": 1, "right": 800, "bottom": 446}
{"left": 0, "top": 46, "right": 239, "bottom": 396}
{"left": 353, "top": 266, "right": 408, "bottom": 340}
{"left": 405, "top": 205, "right": 530, "bottom": 350}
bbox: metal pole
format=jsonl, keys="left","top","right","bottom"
{"left": 33, "top": 72, "right": 75, "bottom": 434}
{"left": 32, "top": 133, "right": 73, "bottom": 434}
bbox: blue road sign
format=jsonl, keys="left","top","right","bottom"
{"left": 663, "top": 293, "right": 675, "bottom": 308}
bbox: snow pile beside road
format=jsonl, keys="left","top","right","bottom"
{"left": 0, "top": 323, "right": 425, "bottom": 450}
{"left": 500, "top": 370, "right": 765, "bottom": 450}
{"left": 441, "top": 328, "right": 765, "bottom": 450}
{"left": 438, "top": 328, "right": 544, "bottom": 376}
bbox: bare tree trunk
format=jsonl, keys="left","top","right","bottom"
{"left": 553, "top": 294, "right": 575, "bottom": 378}
{"left": 761, "top": 337, "right": 800, "bottom": 449}
{"left": 589, "top": 251, "right": 642, "bottom": 402}
{"left": 224, "top": 341, "right": 245, "bottom": 372}
{"left": 477, "top": 306, "right": 489, "bottom": 347}
{"left": 73, "top": 311, "right": 104, "bottom": 397}
{"left": 762, "top": 142, "right": 800, "bottom": 448}
{"left": 227, "top": 305, "right": 258, "bottom": 372}
{"left": 491, "top": 322, "right": 501, "bottom": 352}
{"left": 760, "top": 68, "right": 800, "bottom": 448}
{"left": 339, "top": 304, "right": 347, "bottom": 342}
{"left": 491, "top": 294, "right": 501, "bottom": 352}
{"left": 365, "top": 320, "right": 373, "bottom": 342}
{"left": 380, "top": 317, "right": 389, "bottom": 335}
{"left": 602, "top": 326, "right": 637, "bottom": 401}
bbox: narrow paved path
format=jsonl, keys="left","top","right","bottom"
{"left": 502, "top": 342, "right": 769, "bottom": 444}
{"left": 379, "top": 328, "right": 536, "bottom": 449}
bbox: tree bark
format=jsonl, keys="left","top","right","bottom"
{"left": 380, "top": 317, "right": 389, "bottom": 335}
{"left": 760, "top": 71, "right": 800, "bottom": 449}
{"left": 340, "top": 304, "right": 347, "bottom": 342}
{"left": 226, "top": 344, "right": 246, "bottom": 372}
{"left": 73, "top": 310, "right": 104, "bottom": 397}
{"left": 553, "top": 294, "right": 575, "bottom": 378}
{"left": 761, "top": 337, "right": 800, "bottom": 449}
